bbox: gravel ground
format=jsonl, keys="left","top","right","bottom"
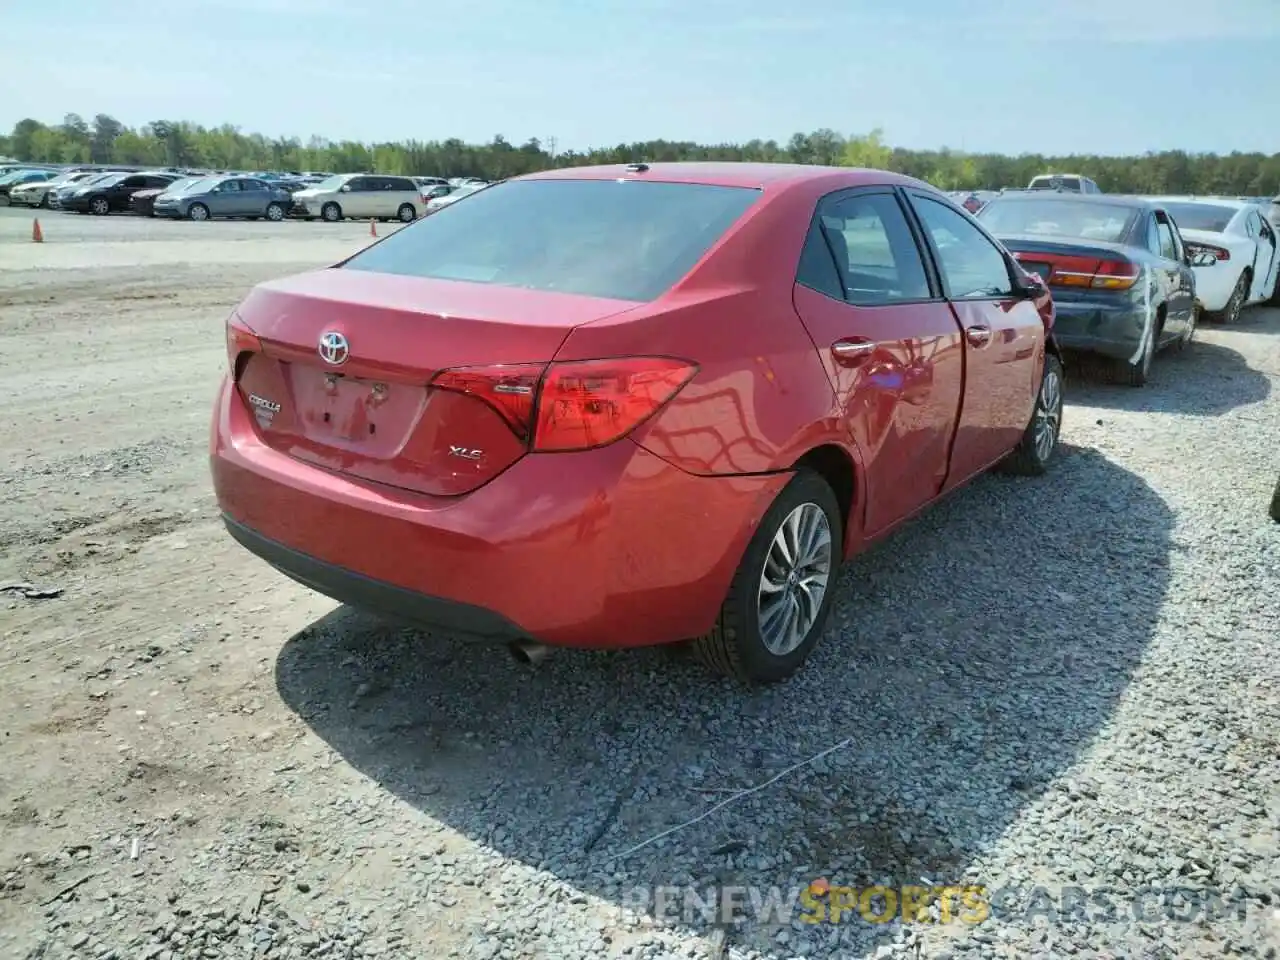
{"left": 1, "top": 207, "right": 1279, "bottom": 960}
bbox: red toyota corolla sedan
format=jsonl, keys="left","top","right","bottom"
{"left": 211, "top": 162, "right": 1062, "bottom": 683}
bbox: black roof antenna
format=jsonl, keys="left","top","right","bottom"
{"left": 625, "top": 162, "right": 650, "bottom": 173}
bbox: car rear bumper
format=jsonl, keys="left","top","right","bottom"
{"left": 1048, "top": 296, "right": 1148, "bottom": 360}
{"left": 210, "top": 375, "right": 787, "bottom": 648}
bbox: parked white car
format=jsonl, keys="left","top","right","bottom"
{"left": 9, "top": 170, "right": 98, "bottom": 208}
{"left": 1150, "top": 197, "right": 1280, "bottom": 322}
{"left": 289, "top": 174, "right": 426, "bottom": 223}
{"left": 424, "top": 182, "right": 485, "bottom": 214}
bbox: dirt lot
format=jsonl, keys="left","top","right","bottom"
{"left": 2, "top": 205, "right": 1279, "bottom": 960}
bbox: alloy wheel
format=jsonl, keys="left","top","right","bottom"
{"left": 757, "top": 502, "right": 833, "bottom": 656}
{"left": 1033, "top": 366, "right": 1062, "bottom": 462}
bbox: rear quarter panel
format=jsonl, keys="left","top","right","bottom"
{"left": 553, "top": 178, "right": 856, "bottom": 476}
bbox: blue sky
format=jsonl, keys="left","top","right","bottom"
{"left": 6, "top": 0, "right": 1279, "bottom": 156}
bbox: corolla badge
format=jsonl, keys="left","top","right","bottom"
{"left": 318, "top": 331, "right": 349, "bottom": 365}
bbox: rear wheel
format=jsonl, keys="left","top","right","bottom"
{"left": 691, "top": 470, "right": 842, "bottom": 684}
{"left": 1270, "top": 472, "right": 1280, "bottom": 523}
{"left": 188, "top": 203, "right": 210, "bottom": 222}
{"left": 397, "top": 203, "right": 416, "bottom": 223}
{"left": 321, "top": 202, "right": 342, "bottom": 222}
{"left": 1174, "top": 305, "right": 1198, "bottom": 351}
{"left": 265, "top": 202, "right": 285, "bottom": 222}
{"left": 89, "top": 196, "right": 109, "bottom": 216}
{"left": 39, "top": 193, "right": 51, "bottom": 209}
{"left": 1207, "top": 271, "right": 1248, "bottom": 324}
{"left": 997, "top": 354, "right": 1064, "bottom": 476}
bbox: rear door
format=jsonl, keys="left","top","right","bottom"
{"left": 239, "top": 178, "right": 270, "bottom": 216}
{"left": 1258, "top": 215, "right": 1279, "bottom": 296}
{"left": 902, "top": 189, "right": 1045, "bottom": 486}
{"left": 790, "top": 187, "right": 965, "bottom": 536}
{"left": 1246, "top": 210, "right": 1276, "bottom": 301}
{"left": 1154, "top": 213, "right": 1195, "bottom": 337}
{"left": 387, "top": 176, "right": 419, "bottom": 214}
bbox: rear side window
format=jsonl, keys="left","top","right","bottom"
{"left": 387, "top": 177, "right": 416, "bottom": 191}
{"left": 342, "top": 179, "right": 761, "bottom": 302}
{"left": 799, "top": 192, "right": 931, "bottom": 305}
{"left": 1156, "top": 219, "right": 1178, "bottom": 260}
{"left": 1160, "top": 203, "right": 1235, "bottom": 232}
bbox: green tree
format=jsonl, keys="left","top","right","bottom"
{"left": 5, "top": 115, "right": 1279, "bottom": 198}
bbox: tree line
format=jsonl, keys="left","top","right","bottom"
{"left": 4, "top": 114, "right": 1279, "bottom": 197}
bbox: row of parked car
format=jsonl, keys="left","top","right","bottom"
{"left": 0, "top": 163, "right": 491, "bottom": 222}
{"left": 942, "top": 174, "right": 1280, "bottom": 384}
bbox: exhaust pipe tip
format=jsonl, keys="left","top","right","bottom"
{"left": 509, "top": 640, "right": 549, "bottom": 665}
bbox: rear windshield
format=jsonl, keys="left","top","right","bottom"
{"left": 977, "top": 198, "right": 1136, "bottom": 243}
{"left": 341, "top": 178, "right": 762, "bottom": 301}
{"left": 1029, "top": 176, "right": 1082, "bottom": 191}
{"left": 1159, "top": 203, "right": 1236, "bottom": 233}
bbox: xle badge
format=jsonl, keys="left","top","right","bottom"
{"left": 449, "top": 446, "right": 483, "bottom": 461}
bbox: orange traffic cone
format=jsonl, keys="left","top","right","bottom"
{"left": 369, "top": 218, "right": 377, "bottom": 237}
{"left": 32, "top": 218, "right": 43, "bottom": 243}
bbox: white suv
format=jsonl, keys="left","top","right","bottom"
{"left": 291, "top": 174, "right": 425, "bottom": 222}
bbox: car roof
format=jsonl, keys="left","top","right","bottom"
{"left": 987, "top": 191, "right": 1156, "bottom": 211}
{"left": 520, "top": 162, "right": 921, "bottom": 191}
{"left": 1146, "top": 196, "right": 1252, "bottom": 210}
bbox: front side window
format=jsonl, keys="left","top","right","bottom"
{"left": 342, "top": 178, "right": 761, "bottom": 302}
{"left": 911, "top": 195, "right": 1013, "bottom": 299}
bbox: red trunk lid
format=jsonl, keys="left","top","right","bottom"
{"left": 232, "top": 268, "right": 639, "bottom": 496}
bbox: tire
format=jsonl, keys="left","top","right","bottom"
{"left": 265, "top": 202, "right": 285, "bottom": 222}
{"left": 1270, "top": 472, "right": 1280, "bottom": 523}
{"left": 691, "top": 469, "right": 843, "bottom": 684}
{"left": 1207, "top": 271, "right": 1248, "bottom": 324}
{"left": 397, "top": 203, "right": 416, "bottom": 223}
{"left": 39, "top": 193, "right": 51, "bottom": 209}
{"left": 188, "top": 203, "right": 210, "bottom": 222}
{"left": 321, "top": 202, "right": 342, "bottom": 222}
{"left": 89, "top": 196, "right": 110, "bottom": 216}
{"left": 997, "top": 353, "right": 1064, "bottom": 476}
{"left": 1114, "top": 329, "right": 1154, "bottom": 387}
{"left": 1268, "top": 268, "right": 1280, "bottom": 306}
{"left": 1173, "top": 305, "right": 1198, "bottom": 352}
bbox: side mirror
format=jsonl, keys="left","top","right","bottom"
{"left": 1013, "top": 271, "right": 1047, "bottom": 298}
{"left": 1189, "top": 251, "right": 1218, "bottom": 267}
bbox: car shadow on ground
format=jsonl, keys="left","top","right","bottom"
{"left": 1065, "top": 338, "right": 1271, "bottom": 416}
{"left": 275, "top": 445, "right": 1173, "bottom": 956}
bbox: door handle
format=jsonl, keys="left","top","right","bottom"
{"left": 965, "top": 325, "right": 992, "bottom": 347}
{"left": 831, "top": 338, "right": 876, "bottom": 367}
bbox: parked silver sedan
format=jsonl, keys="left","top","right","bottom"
{"left": 152, "top": 175, "right": 294, "bottom": 221}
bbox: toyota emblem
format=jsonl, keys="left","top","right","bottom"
{"left": 318, "top": 331, "right": 349, "bottom": 365}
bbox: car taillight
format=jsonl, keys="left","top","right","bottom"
{"left": 1090, "top": 259, "right": 1141, "bottom": 290}
{"left": 431, "top": 357, "right": 698, "bottom": 452}
{"left": 1187, "top": 242, "right": 1230, "bottom": 262}
{"left": 1048, "top": 258, "right": 1139, "bottom": 290}
{"left": 431, "top": 363, "right": 544, "bottom": 440}
{"left": 226, "top": 314, "right": 264, "bottom": 379}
